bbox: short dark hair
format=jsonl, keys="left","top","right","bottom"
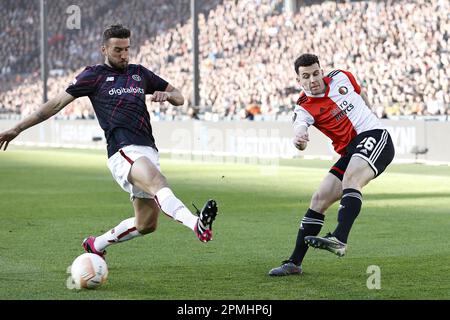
{"left": 294, "top": 53, "right": 320, "bottom": 74}
{"left": 102, "top": 24, "right": 130, "bottom": 44}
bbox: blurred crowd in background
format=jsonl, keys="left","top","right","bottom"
{"left": 1, "top": 0, "right": 449, "bottom": 121}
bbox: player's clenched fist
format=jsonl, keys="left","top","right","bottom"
{"left": 150, "top": 91, "right": 170, "bottom": 102}
{"left": 293, "top": 132, "right": 309, "bottom": 150}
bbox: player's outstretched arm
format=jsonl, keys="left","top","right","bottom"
{"left": 0, "top": 91, "right": 75, "bottom": 151}
{"left": 150, "top": 84, "right": 184, "bottom": 106}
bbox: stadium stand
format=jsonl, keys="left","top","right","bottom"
{"left": 0, "top": 0, "right": 449, "bottom": 120}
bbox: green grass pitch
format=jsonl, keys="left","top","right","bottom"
{"left": 1, "top": 147, "right": 450, "bottom": 300}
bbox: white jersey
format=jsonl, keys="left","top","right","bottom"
{"left": 293, "top": 70, "right": 382, "bottom": 155}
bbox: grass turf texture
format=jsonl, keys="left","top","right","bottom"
{"left": 1, "top": 147, "right": 450, "bottom": 300}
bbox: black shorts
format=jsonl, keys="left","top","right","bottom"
{"left": 329, "top": 129, "right": 395, "bottom": 180}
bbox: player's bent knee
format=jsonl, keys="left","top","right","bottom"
{"left": 342, "top": 172, "right": 367, "bottom": 190}
{"left": 136, "top": 222, "right": 157, "bottom": 235}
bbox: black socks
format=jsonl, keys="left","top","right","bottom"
{"left": 289, "top": 208, "right": 324, "bottom": 265}
{"left": 332, "top": 188, "right": 362, "bottom": 243}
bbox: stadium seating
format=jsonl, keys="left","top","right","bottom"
{"left": 0, "top": 0, "right": 448, "bottom": 119}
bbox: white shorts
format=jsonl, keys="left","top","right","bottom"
{"left": 107, "top": 145, "right": 161, "bottom": 200}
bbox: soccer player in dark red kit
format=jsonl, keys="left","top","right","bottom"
{"left": 0, "top": 25, "right": 218, "bottom": 259}
{"left": 269, "top": 53, "right": 394, "bottom": 276}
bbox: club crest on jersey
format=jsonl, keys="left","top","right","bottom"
{"left": 339, "top": 86, "right": 348, "bottom": 95}
{"left": 132, "top": 74, "right": 142, "bottom": 81}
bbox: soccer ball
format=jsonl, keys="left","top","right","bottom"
{"left": 67, "top": 253, "right": 108, "bottom": 289}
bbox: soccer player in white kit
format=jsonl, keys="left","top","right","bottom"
{"left": 269, "top": 53, "right": 394, "bottom": 276}
{"left": 0, "top": 25, "right": 218, "bottom": 261}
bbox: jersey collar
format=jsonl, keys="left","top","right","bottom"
{"left": 103, "top": 63, "right": 128, "bottom": 74}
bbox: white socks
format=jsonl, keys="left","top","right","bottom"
{"left": 155, "top": 187, "right": 198, "bottom": 231}
{"left": 93, "top": 188, "right": 198, "bottom": 252}
{"left": 94, "top": 217, "right": 142, "bottom": 252}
